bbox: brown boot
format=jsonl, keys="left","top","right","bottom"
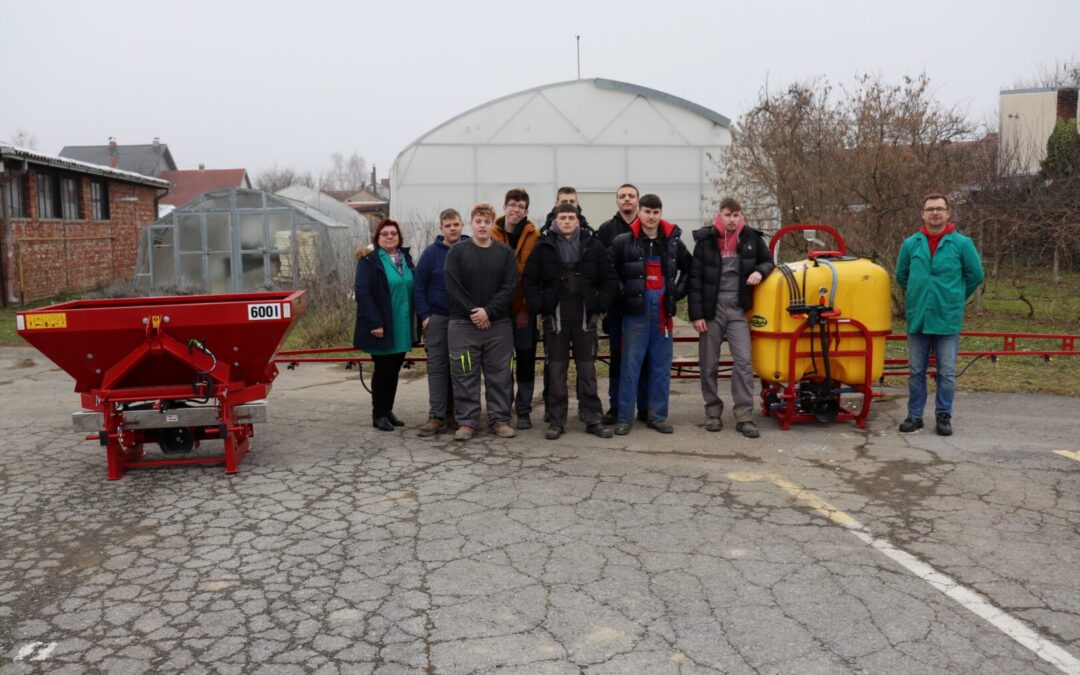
{"left": 417, "top": 417, "right": 446, "bottom": 437}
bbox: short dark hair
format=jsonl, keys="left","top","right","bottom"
{"left": 372, "top": 219, "right": 401, "bottom": 251}
{"left": 718, "top": 197, "right": 742, "bottom": 213}
{"left": 639, "top": 193, "right": 662, "bottom": 210}
{"left": 439, "top": 208, "right": 461, "bottom": 224}
{"left": 617, "top": 183, "right": 639, "bottom": 196}
{"left": 922, "top": 193, "right": 950, "bottom": 209}
{"left": 504, "top": 188, "right": 530, "bottom": 208}
{"left": 556, "top": 186, "right": 577, "bottom": 197}
{"left": 555, "top": 202, "right": 578, "bottom": 215}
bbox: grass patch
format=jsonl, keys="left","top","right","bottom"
{"left": 884, "top": 268, "right": 1080, "bottom": 396}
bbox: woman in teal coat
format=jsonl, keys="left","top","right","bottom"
{"left": 354, "top": 219, "right": 417, "bottom": 431}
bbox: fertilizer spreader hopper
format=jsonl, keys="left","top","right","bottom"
{"left": 16, "top": 291, "right": 306, "bottom": 479}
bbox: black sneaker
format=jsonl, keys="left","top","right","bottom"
{"left": 516, "top": 415, "right": 532, "bottom": 430}
{"left": 613, "top": 422, "right": 632, "bottom": 436}
{"left": 646, "top": 419, "right": 674, "bottom": 434}
{"left": 585, "top": 423, "right": 613, "bottom": 439}
{"left": 935, "top": 413, "right": 953, "bottom": 436}
{"left": 899, "top": 417, "right": 923, "bottom": 433}
{"left": 601, "top": 409, "right": 617, "bottom": 425}
{"left": 544, "top": 424, "right": 563, "bottom": 440}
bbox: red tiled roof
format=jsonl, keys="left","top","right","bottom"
{"left": 160, "top": 169, "right": 250, "bottom": 206}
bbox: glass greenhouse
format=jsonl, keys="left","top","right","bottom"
{"left": 135, "top": 188, "right": 362, "bottom": 292}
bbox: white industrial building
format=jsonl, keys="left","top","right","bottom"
{"left": 999, "top": 86, "right": 1080, "bottom": 175}
{"left": 390, "top": 78, "right": 732, "bottom": 240}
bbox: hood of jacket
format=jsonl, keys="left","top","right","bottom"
{"left": 538, "top": 222, "right": 598, "bottom": 248}
{"left": 358, "top": 245, "right": 411, "bottom": 263}
{"left": 692, "top": 223, "right": 764, "bottom": 243}
{"left": 543, "top": 205, "right": 592, "bottom": 232}
{"left": 433, "top": 233, "right": 470, "bottom": 248}
{"left": 629, "top": 218, "right": 679, "bottom": 240}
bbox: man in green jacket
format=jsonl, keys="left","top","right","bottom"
{"left": 895, "top": 193, "right": 984, "bottom": 436}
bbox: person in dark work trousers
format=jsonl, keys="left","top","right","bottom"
{"left": 522, "top": 202, "right": 619, "bottom": 439}
{"left": 444, "top": 202, "right": 519, "bottom": 441}
{"left": 538, "top": 186, "right": 594, "bottom": 423}
{"left": 353, "top": 219, "right": 417, "bottom": 432}
{"left": 689, "top": 197, "right": 774, "bottom": 438}
{"left": 597, "top": 183, "right": 649, "bottom": 425}
{"left": 491, "top": 189, "right": 541, "bottom": 429}
{"left": 608, "top": 193, "right": 691, "bottom": 435}
{"left": 413, "top": 208, "right": 469, "bottom": 437}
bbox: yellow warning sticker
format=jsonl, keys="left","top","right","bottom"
{"left": 25, "top": 313, "right": 67, "bottom": 329}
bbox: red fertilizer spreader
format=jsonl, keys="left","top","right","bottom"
{"left": 16, "top": 291, "right": 306, "bottom": 480}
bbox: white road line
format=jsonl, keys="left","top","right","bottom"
{"left": 760, "top": 473, "right": 1080, "bottom": 675}
{"left": 1053, "top": 450, "right": 1080, "bottom": 463}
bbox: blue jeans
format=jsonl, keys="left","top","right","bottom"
{"left": 605, "top": 308, "right": 648, "bottom": 415}
{"left": 618, "top": 289, "right": 673, "bottom": 423}
{"left": 907, "top": 333, "right": 959, "bottom": 419}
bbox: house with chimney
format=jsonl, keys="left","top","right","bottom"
{"left": 0, "top": 145, "right": 171, "bottom": 306}
{"left": 60, "top": 137, "right": 177, "bottom": 178}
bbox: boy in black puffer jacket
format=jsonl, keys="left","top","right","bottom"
{"left": 688, "top": 198, "right": 774, "bottom": 438}
{"left": 608, "top": 194, "right": 691, "bottom": 435}
{"left": 523, "top": 203, "right": 619, "bottom": 439}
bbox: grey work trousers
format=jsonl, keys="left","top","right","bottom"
{"left": 699, "top": 293, "right": 755, "bottom": 422}
{"left": 448, "top": 318, "right": 514, "bottom": 429}
{"left": 542, "top": 301, "right": 603, "bottom": 428}
{"left": 423, "top": 314, "right": 453, "bottom": 419}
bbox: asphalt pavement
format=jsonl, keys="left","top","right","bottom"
{"left": 1, "top": 345, "right": 1078, "bottom": 674}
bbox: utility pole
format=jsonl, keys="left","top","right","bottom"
{"left": 576, "top": 35, "right": 581, "bottom": 79}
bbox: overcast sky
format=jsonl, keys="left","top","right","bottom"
{"left": 2, "top": 0, "right": 1077, "bottom": 183}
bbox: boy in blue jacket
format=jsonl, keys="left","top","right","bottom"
{"left": 413, "top": 209, "right": 468, "bottom": 436}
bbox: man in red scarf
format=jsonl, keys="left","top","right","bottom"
{"left": 896, "top": 193, "right": 984, "bottom": 436}
{"left": 688, "top": 198, "right": 774, "bottom": 437}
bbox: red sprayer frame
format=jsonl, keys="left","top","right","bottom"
{"left": 752, "top": 224, "right": 882, "bottom": 429}
{"left": 17, "top": 291, "right": 306, "bottom": 480}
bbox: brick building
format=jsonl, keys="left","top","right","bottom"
{"left": 0, "top": 145, "right": 172, "bottom": 306}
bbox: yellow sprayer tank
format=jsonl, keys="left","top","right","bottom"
{"left": 750, "top": 254, "right": 891, "bottom": 386}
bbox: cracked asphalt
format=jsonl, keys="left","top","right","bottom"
{"left": 1, "top": 345, "right": 1079, "bottom": 674}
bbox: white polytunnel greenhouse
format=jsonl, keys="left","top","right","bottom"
{"left": 134, "top": 188, "right": 362, "bottom": 292}
{"left": 390, "top": 78, "right": 733, "bottom": 234}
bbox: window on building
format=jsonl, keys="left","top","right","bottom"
{"left": 60, "top": 175, "right": 82, "bottom": 220}
{"left": 36, "top": 172, "right": 59, "bottom": 219}
{"left": 3, "top": 174, "right": 28, "bottom": 218}
{"left": 91, "top": 180, "right": 110, "bottom": 220}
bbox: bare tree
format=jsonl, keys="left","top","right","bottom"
{"left": 254, "top": 163, "right": 315, "bottom": 192}
{"left": 8, "top": 128, "right": 38, "bottom": 150}
{"left": 1009, "top": 55, "right": 1080, "bottom": 89}
{"left": 963, "top": 68, "right": 1080, "bottom": 285}
{"left": 717, "top": 73, "right": 976, "bottom": 313}
{"left": 320, "top": 152, "right": 367, "bottom": 193}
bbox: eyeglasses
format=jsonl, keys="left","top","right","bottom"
{"left": 922, "top": 207, "right": 948, "bottom": 213}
